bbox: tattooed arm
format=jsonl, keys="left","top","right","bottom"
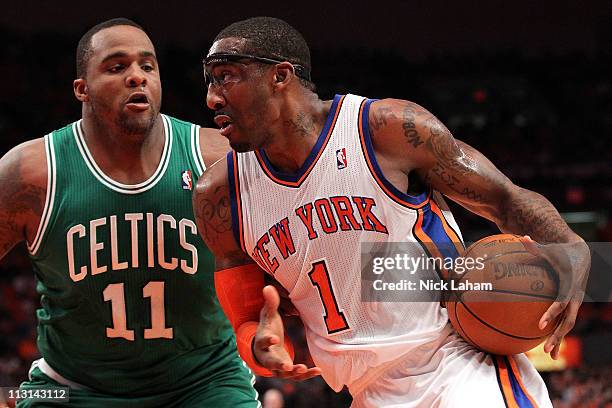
{"left": 192, "top": 155, "right": 252, "bottom": 269}
{"left": 0, "top": 138, "right": 47, "bottom": 260}
{"left": 368, "top": 98, "right": 580, "bottom": 243}
{"left": 368, "top": 98, "right": 590, "bottom": 359}
{"left": 193, "top": 158, "right": 320, "bottom": 380}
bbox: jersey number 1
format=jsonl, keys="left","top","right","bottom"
{"left": 308, "top": 260, "right": 350, "bottom": 334}
{"left": 103, "top": 281, "right": 173, "bottom": 341}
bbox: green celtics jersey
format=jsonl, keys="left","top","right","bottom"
{"left": 27, "top": 115, "right": 235, "bottom": 396}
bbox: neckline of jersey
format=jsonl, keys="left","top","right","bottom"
{"left": 73, "top": 114, "right": 173, "bottom": 194}
{"left": 254, "top": 94, "right": 345, "bottom": 188}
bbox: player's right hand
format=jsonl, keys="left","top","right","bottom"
{"left": 254, "top": 285, "right": 322, "bottom": 381}
{"left": 520, "top": 236, "right": 590, "bottom": 360}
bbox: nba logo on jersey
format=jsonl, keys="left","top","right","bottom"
{"left": 181, "top": 170, "right": 193, "bottom": 190}
{"left": 336, "top": 148, "right": 347, "bottom": 169}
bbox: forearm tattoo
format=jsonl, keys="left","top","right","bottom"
{"left": 500, "top": 188, "right": 574, "bottom": 243}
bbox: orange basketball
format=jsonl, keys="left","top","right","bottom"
{"left": 447, "top": 234, "right": 560, "bottom": 355}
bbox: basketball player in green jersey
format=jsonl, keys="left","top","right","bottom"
{"left": 0, "top": 18, "right": 259, "bottom": 407}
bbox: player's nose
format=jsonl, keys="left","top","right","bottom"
{"left": 126, "top": 65, "right": 147, "bottom": 88}
{"left": 206, "top": 87, "right": 225, "bottom": 111}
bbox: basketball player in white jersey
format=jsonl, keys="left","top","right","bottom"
{"left": 194, "top": 17, "right": 590, "bottom": 407}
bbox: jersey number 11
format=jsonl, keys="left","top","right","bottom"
{"left": 103, "top": 281, "right": 174, "bottom": 341}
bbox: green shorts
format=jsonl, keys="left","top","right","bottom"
{"left": 17, "top": 355, "right": 259, "bottom": 408}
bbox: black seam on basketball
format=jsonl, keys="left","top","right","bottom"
{"left": 461, "top": 246, "right": 475, "bottom": 259}
{"left": 459, "top": 301, "right": 546, "bottom": 340}
{"left": 461, "top": 289, "right": 557, "bottom": 303}
{"left": 453, "top": 301, "right": 478, "bottom": 346}
{"left": 493, "top": 356, "right": 510, "bottom": 408}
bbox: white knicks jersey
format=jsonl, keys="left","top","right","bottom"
{"left": 228, "top": 94, "right": 465, "bottom": 392}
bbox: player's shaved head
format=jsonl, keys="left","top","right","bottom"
{"left": 213, "top": 17, "right": 315, "bottom": 91}
{"left": 76, "top": 18, "right": 145, "bottom": 78}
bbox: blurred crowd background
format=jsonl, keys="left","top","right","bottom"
{"left": 0, "top": 1, "right": 611, "bottom": 406}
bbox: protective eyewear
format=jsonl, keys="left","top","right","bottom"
{"left": 203, "top": 52, "right": 311, "bottom": 87}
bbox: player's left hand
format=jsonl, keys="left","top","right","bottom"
{"left": 520, "top": 236, "right": 590, "bottom": 359}
{"left": 254, "top": 285, "right": 322, "bottom": 381}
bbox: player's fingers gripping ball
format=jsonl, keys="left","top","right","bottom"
{"left": 447, "top": 234, "right": 561, "bottom": 355}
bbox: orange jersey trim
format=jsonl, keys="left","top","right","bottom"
{"left": 358, "top": 99, "right": 430, "bottom": 209}
{"left": 254, "top": 95, "right": 345, "bottom": 188}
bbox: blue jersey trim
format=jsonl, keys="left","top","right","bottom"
{"left": 420, "top": 203, "right": 461, "bottom": 260}
{"left": 506, "top": 357, "right": 536, "bottom": 408}
{"left": 359, "top": 98, "right": 430, "bottom": 207}
{"left": 226, "top": 151, "right": 243, "bottom": 251}
{"left": 255, "top": 94, "right": 343, "bottom": 187}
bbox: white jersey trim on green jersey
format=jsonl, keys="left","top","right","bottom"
{"left": 73, "top": 114, "right": 173, "bottom": 194}
{"left": 190, "top": 124, "right": 206, "bottom": 177}
{"left": 242, "top": 361, "right": 262, "bottom": 408}
{"left": 27, "top": 133, "right": 57, "bottom": 255}
{"left": 31, "top": 358, "right": 92, "bottom": 391}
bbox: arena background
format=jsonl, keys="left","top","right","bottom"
{"left": 0, "top": 1, "right": 610, "bottom": 406}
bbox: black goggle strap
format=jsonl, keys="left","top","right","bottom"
{"left": 203, "top": 52, "right": 311, "bottom": 82}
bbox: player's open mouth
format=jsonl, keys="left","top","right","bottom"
{"left": 125, "top": 92, "right": 150, "bottom": 111}
{"left": 214, "top": 114, "right": 234, "bottom": 137}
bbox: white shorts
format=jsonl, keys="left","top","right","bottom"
{"left": 350, "top": 332, "right": 552, "bottom": 408}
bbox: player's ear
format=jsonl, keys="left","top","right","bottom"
{"left": 272, "top": 62, "right": 293, "bottom": 91}
{"left": 73, "top": 78, "right": 89, "bottom": 102}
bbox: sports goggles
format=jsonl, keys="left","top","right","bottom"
{"left": 203, "top": 52, "right": 311, "bottom": 86}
